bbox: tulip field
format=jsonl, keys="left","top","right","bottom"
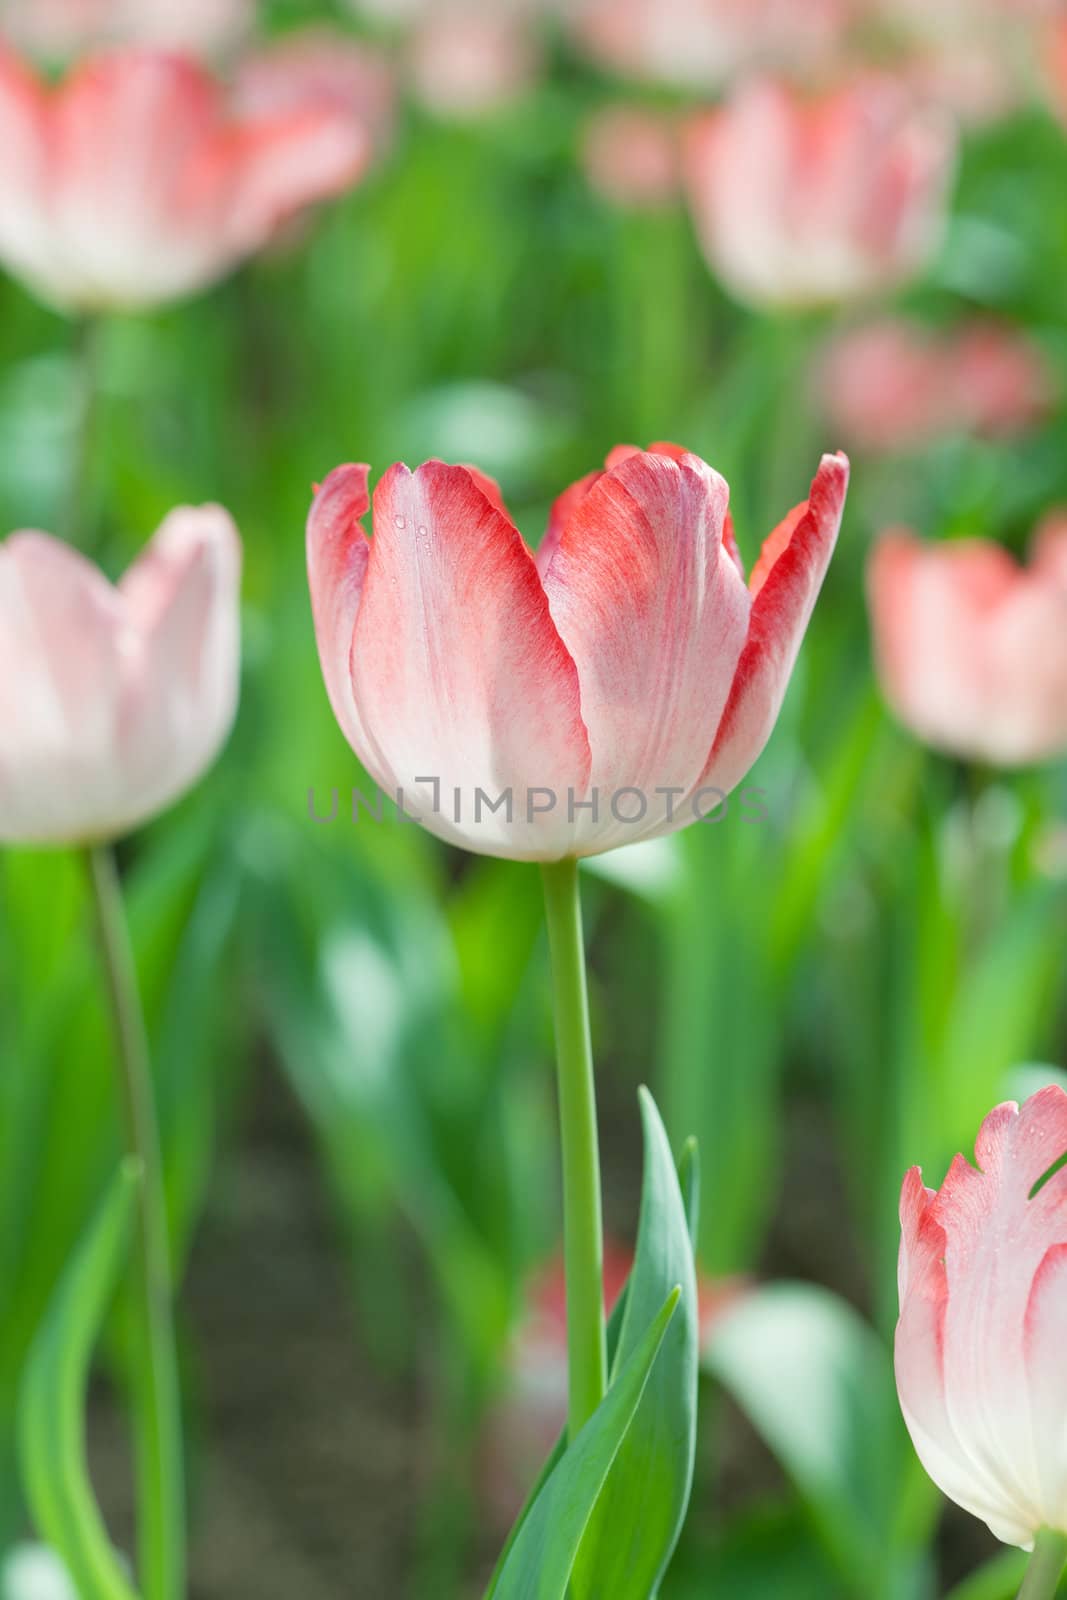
{"left": 2, "top": 2, "right": 1067, "bottom": 1597}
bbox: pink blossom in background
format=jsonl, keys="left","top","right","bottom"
{"left": 1045, "top": 14, "right": 1067, "bottom": 124}
{"left": 684, "top": 76, "right": 956, "bottom": 310}
{"left": 903, "top": 37, "right": 1022, "bottom": 126}
{"left": 873, "top": 0, "right": 1060, "bottom": 41}
{"left": 482, "top": 1242, "right": 747, "bottom": 1524}
{"left": 306, "top": 444, "right": 848, "bottom": 860}
{"left": 233, "top": 29, "right": 396, "bottom": 163}
{"left": 567, "top": 0, "right": 846, "bottom": 93}
{"left": 0, "top": 0, "right": 254, "bottom": 59}
{"left": 867, "top": 522, "right": 1067, "bottom": 766}
{"left": 0, "top": 46, "right": 371, "bottom": 312}
{"left": 579, "top": 105, "right": 681, "bottom": 210}
{"left": 0, "top": 510, "right": 241, "bottom": 845}
{"left": 818, "top": 319, "right": 1054, "bottom": 453}
{"left": 406, "top": 6, "right": 541, "bottom": 118}
{"left": 896, "top": 1087, "right": 1067, "bottom": 1548}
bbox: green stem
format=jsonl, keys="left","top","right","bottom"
{"left": 63, "top": 316, "right": 100, "bottom": 548}
{"left": 1018, "top": 1531, "right": 1067, "bottom": 1600}
{"left": 540, "top": 858, "right": 607, "bottom": 1438}
{"left": 85, "top": 846, "right": 185, "bottom": 1600}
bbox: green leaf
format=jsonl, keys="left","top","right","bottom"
{"left": 17, "top": 1163, "right": 141, "bottom": 1600}
{"left": 704, "top": 1283, "right": 905, "bottom": 1596}
{"left": 942, "top": 1548, "right": 1028, "bottom": 1600}
{"left": 485, "top": 1124, "right": 700, "bottom": 1600}
{"left": 490, "top": 1287, "right": 680, "bottom": 1600}
{"left": 572, "top": 1089, "right": 699, "bottom": 1600}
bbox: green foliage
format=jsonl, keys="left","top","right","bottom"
{"left": 573, "top": 1091, "right": 699, "bottom": 1598}
{"left": 490, "top": 1289, "right": 680, "bottom": 1600}
{"left": 17, "top": 1164, "right": 141, "bottom": 1600}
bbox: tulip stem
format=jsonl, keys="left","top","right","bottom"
{"left": 1019, "top": 1532, "right": 1067, "bottom": 1599}
{"left": 85, "top": 845, "right": 185, "bottom": 1600}
{"left": 64, "top": 316, "right": 101, "bottom": 548}
{"left": 540, "top": 857, "right": 607, "bottom": 1439}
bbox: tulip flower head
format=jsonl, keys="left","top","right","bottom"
{"left": 307, "top": 443, "right": 848, "bottom": 861}
{"left": 0, "top": 509, "right": 241, "bottom": 845}
{"left": 818, "top": 319, "right": 1054, "bottom": 455}
{"left": 232, "top": 30, "right": 395, "bottom": 163}
{"left": 685, "top": 76, "right": 956, "bottom": 310}
{"left": 0, "top": 45, "right": 372, "bottom": 312}
{"left": 580, "top": 106, "right": 681, "bottom": 211}
{"left": 896, "top": 1087, "right": 1067, "bottom": 1548}
{"left": 0, "top": 0, "right": 254, "bottom": 61}
{"left": 868, "top": 521, "right": 1067, "bottom": 767}
{"left": 568, "top": 0, "right": 846, "bottom": 92}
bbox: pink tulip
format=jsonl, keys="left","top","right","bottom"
{"left": 233, "top": 29, "right": 395, "bottom": 162}
{"left": 0, "top": 45, "right": 371, "bottom": 312}
{"left": 482, "top": 1242, "right": 747, "bottom": 1524}
{"left": 896, "top": 1087, "right": 1067, "bottom": 1548}
{"left": 818, "top": 319, "right": 1054, "bottom": 454}
{"left": 685, "top": 76, "right": 956, "bottom": 310}
{"left": 306, "top": 443, "right": 848, "bottom": 860}
{"left": 1046, "top": 16, "right": 1067, "bottom": 126}
{"left": 406, "top": 7, "right": 540, "bottom": 119}
{"left": 868, "top": 522, "right": 1067, "bottom": 767}
{"left": 0, "top": 509, "right": 241, "bottom": 845}
{"left": 568, "top": 0, "right": 846, "bottom": 92}
{"left": 0, "top": 0, "right": 253, "bottom": 59}
{"left": 579, "top": 106, "right": 681, "bottom": 211}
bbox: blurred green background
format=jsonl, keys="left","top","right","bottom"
{"left": 1, "top": 1, "right": 1066, "bottom": 1595}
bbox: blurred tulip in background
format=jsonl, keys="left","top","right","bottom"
{"left": 0, "top": 509, "right": 241, "bottom": 844}
{"left": 684, "top": 76, "right": 957, "bottom": 309}
{"left": 868, "top": 522, "right": 1067, "bottom": 766}
{"left": 0, "top": 45, "right": 370, "bottom": 312}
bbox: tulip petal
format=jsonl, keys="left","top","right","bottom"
{"left": 307, "top": 464, "right": 374, "bottom": 760}
{"left": 331, "top": 460, "right": 591, "bottom": 859}
{"left": 541, "top": 447, "right": 751, "bottom": 851}
{"left": 926, "top": 1091, "right": 1067, "bottom": 1540}
{"left": 227, "top": 104, "right": 370, "bottom": 250}
{"left": 0, "top": 533, "right": 124, "bottom": 842}
{"left": 895, "top": 1165, "right": 1033, "bottom": 1544}
{"left": 118, "top": 506, "right": 242, "bottom": 825}
{"left": 0, "top": 49, "right": 49, "bottom": 290}
{"left": 700, "top": 451, "right": 848, "bottom": 799}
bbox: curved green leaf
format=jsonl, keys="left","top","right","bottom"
{"left": 490, "top": 1288, "right": 679, "bottom": 1600}
{"left": 572, "top": 1088, "right": 699, "bottom": 1600}
{"left": 485, "top": 1124, "right": 699, "bottom": 1600}
{"left": 18, "top": 1163, "right": 141, "bottom": 1600}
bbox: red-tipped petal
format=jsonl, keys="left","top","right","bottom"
{"left": 542, "top": 446, "right": 751, "bottom": 852}
{"left": 307, "top": 464, "right": 374, "bottom": 760}
{"left": 700, "top": 451, "right": 848, "bottom": 797}
{"left": 341, "top": 460, "right": 591, "bottom": 859}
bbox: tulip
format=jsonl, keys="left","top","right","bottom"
{"left": 306, "top": 443, "right": 849, "bottom": 861}
{"left": 0, "top": 508, "right": 241, "bottom": 846}
{"left": 568, "top": 0, "right": 846, "bottom": 92}
{"left": 232, "top": 29, "right": 395, "bottom": 163}
{"left": 896, "top": 1087, "right": 1067, "bottom": 1554}
{"left": 0, "top": 0, "right": 253, "bottom": 60}
{"left": 0, "top": 45, "right": 371, "bottom": 313}
{"left": 579, "top": 106, "right": 681, "bottom": 211}
{"left": 406, "top": 7, "right": 541, "bottom": 119}
{"left": 685, "top": 76, "right": 956, "bottom": 310}
{"left": 817, "top": 319, "right": 1053, "bottom": 454}
{"left": 868, "top": 522, "right": 1067, "bottom": 767}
